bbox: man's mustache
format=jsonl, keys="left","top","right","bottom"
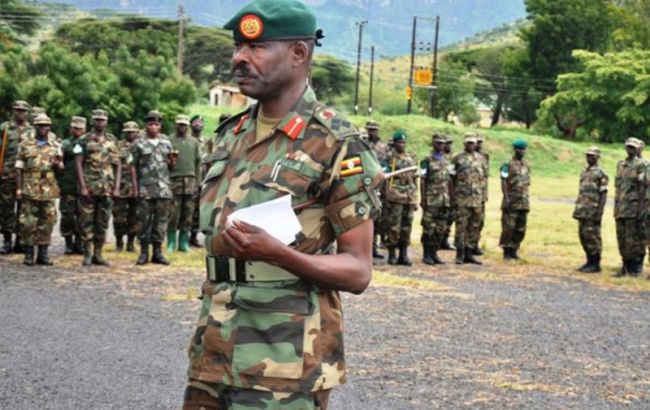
{"left": 233, "top": 65, "right": 253, "bottom": 78}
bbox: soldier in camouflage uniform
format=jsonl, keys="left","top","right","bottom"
{"left": 112, "top": 121, "right": 140, "bottom": 253}
{"left": 383, "top": 131, "right": 418, "bottom": 265}
{"left": 57, "top": 116, "right": 87, "bottom": 255}
{"left": 420, "top": 134, "right": 451, "bottom": 265}
{"left": 474, "top": 133, "right": 489, "bottom": 255}
{"left": 183, "top": 2, "right": 383, "bottom": 408}
{"left": 613, "top": 138, "right": 646, "bottom": 277}
{"left": 167, "top": 114, "right": 201, "bottom": 253}
{"left": 499, "top": 139, "right": 531, "bottom": 260}
{"left": 366, "top": 120, "right": 390, "bottom": 259}
{"left": 441, "top": 135, "right": 456, "bottom": 250}
{"left": 15, "top": 114, "right": 63, "bottom": 266}
{"left": 74, "top": 109, "right": 121, "bottom": 266}
{"left": 189, "top": 115, "right": 207, "bottom": 248}
{"left": 130, "top": 110, "right": 175, "bottom": 266}
{"left": 449, "top": 134, "right": 484, "bottom": 264}
{"left": 573, "top": 146, "right": 608, "bottom": 273}
{"left": 0, "top": 100, "right": 33, "bottom": 254}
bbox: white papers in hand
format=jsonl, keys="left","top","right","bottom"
{"left": 226, "top": 195, "right": 302, "bottom": 245}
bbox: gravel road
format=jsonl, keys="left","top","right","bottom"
{"left": 1, "top": 248, "right": 649, "bottom": 409}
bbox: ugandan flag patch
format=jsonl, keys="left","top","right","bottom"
{"left": 340, "top": 156, "right": 363, "bottom": 177}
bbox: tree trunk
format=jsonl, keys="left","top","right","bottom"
{"left": 490, "top": 94, "right": 504, "bottom": 127}
{"left": 554, "top": 114, "right": 586, "bottom": 140}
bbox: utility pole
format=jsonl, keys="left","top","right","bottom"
{"left": 407, "top": 16, "right": 417, "bottom": 115}
{"left": 177, "top": 4, "right": 186, "bottom": 75}
{"left": 353, "top": 20, "right": 367, "bottom": 115}
{"left": 430, "top": 15, "right": 440, "bottom": 118}
{"left": 367, "top": 45, "right": 375, "bottom": 116}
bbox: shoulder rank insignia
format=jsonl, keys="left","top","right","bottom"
{"left": 233, "top": 114, "right": 250, "bottom": 136}
{"left": 340, "top": 156, "right": 363, "bottom": 177}
{"left": 320, "top": 109, "right": 335, "bottom": 120}
{"left": 282, "top": 116, "right": 306, "bottom": 140}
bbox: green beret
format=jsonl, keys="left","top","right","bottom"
{"left": 190, "top": 115, "right": 202, "bottom": 123}
{"left": 393, "top": 131, "right": 407, "bottom": 143}
{"left": 513, "top": 139, "right": 528, "bottom": 149}
{"left": 224, "top": 0, "right": 318, "bottom": 43}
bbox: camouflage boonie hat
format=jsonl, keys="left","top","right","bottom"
{"left": 366, "top": 120, "right": 379, "bottom": 130}
{"left": 585, "top": 146, "right": 601, "bottom": 156}
{"left": 443, "top": 135, "right": 453, "bottom": 144}
{"left": 464, "top": 133, "right": 477, "bottom": 143}
{"left": 476, "top": 134, "right": 485, "bottom": 142}
{"left": 122, "top": 121, "right": 139, "bottom": 132}
{"left": 70, "top": 116, "right": 87, "bottom": 129}
{"left": 92, "top": 109, "right": 109, "bottom": 120}
{"left": 12, "top": 100, "right": 30, "bottom": 111}
{"left": 33, "top": 114, "right": 52, "bottom": 126}
{"left": 433, "top": 134, "right": 445, "bottom": 143}
{"left": 175, "top": 114, "right": 190, "bottom": 125}
{"left": 145, "top": 110, "right": 163, "bottom": 122}
{"left": 32, "top": 107, "right": 46, "bottom": 116}
{"left": 625, "top": 137, "right": 641, "bottom": 149}
{"left": 637, "top": 138, "right": 645, "bottom": 149}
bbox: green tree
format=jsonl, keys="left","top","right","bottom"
{"left": 0, "top": 0, "right": 41, "bottom": 48}
{"left": 310, "top": 55, "right": 355, "bottom": 106}
{"left": 608, "top": 0, "right": 650, "bottom": 49}
{"left": 428, "top": 59, "right": 477, "bottom": 122}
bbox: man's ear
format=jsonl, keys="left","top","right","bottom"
{"left": 290, "top": 41, "right": 310, "bottom": 68}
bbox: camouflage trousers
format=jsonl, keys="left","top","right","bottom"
{"left": 183, "top": 384, "right": 330, "bottom": 410}
{"left": 191, "top": 192, "right": 200, "bottom": 235}
{"left": 475, "top": 201, "right": 486, "bottom": 249}
{"left": 577, "top": 219, "right": 602, "bottom": 256}
{"left": 499, "top": 210, "right": 528, "bottom": 250}
{"left": 169, "top": 193, "right": 196, "bottom": 232}
{"left": 59, "top": 193, "right": 81, "bottom": 237}
{"left": 0, "top": 173, "right": 18, "bottom": 234}
{"left": 421, "top": 206, "right": 450, "bottom": 248}
{"left": 19, "top": 198, "right": 56, "bottom": 246}
{"left": 136, "top": 198, "right": 171, "bottom": 243}
{"left": 384, "top": 201, "right": 415, "bottom": 247}
{"left": 616, "top": 218, "right": 643, "bottom": 260}
{"left": 442, "top": 206, "right": 456, "bottom": 243}
{"left": 113, "top": 197, "right": 139, "bottom": 237}
{"left": 79, "top": 196, "right": 112, "bottom": 244}
{"left": 454, "top": 206, "right": 481, "bottom": 250}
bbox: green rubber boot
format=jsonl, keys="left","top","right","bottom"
{"left": 178, "top": 231, "right": 190, "bottom": 252}
{"left": 166, "top": 231, "right": 177, "bottom": 253}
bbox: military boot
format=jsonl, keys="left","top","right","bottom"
{"left": 82, "top": 241, "right": 93, "bottom": 266}
{"left": 511, "top": 248, "right": 520, "bottom": 260}
{"left": 455, "top": 248, "right": 465, "bottom": 265}
{"left": 464, "top": 249, "right": 483, "bottom": 265}
{"left": 126, "top": 234, "right": 136, "bottom": 252}
{"left": 422, "top": 246, "right": 436, "bottom": 265}
{"left": 136, "top": 241, "right": 149, "bottom": 265}
{"left": 1, "top": 232, "right": 13, "bottom": 254}
{"left": 190, "top": 232, "right": 202, "bottom": 248}
{"left": 372, "top": 243, "right": 384, "bottom": 259}
{"left": 13, "top": 235, "right": 23, "bottom": 253}
{"left": 577, "top": 254, "right": 591, "bottom": 272}
{"left": 441, "top": 238, "right": 455, "bottom": 251}
{"left": 431, "top": 247, "right": 445, "bottom": 264}
{"left": 387, "top": 247, "right": 398, "bottom": 265}
{"left": 166, "top": 231, "right": 177, "bottom": 253}
{"left": 36, "top": 245, "right": 53, "bottom": 266}
{"left": 178, "top": 231, "right": 190, "bottom": 252}
{"left": 23, "top": 246, "right": 34, "bottom": 266}
{"left": 582, "top": 254, "right": 601, "bottom": 273}
{"left": 473, "top": 247, "right": 484, "bottom": 256}
{"left": 115, "top": 236, "right": 124, "bottom": 252}
{"left": 151, "top": 242, "right": 170, "bottom": 265}
{"left": 63, "top": 235, "right": 74, "bottom": 255}
{"left": 397, "top": 243, "right": 412, "bottom": 266}
{"left": 612, "top": 260, "right": 627, "bottom": 277}
{"left": 73, "top": 235, "right": 84, "bottom": 255}
{"left": 92, "top": 242, "right": 110, "bottom": 266}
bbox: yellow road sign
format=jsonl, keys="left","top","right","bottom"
{"left": 414, "top": 69, "right": 433, "bottom": 85}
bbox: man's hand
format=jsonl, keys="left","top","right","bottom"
{"left": 131, "top": 187, "right": 138, "bottom": 198}
{"left": 80, "top": 186, "right": 90, "bottom": 198}
{"left": 222, "top": 220, "right": 285, "bottom": 261}
{"left": 112, "top": 188, "right": 120, "bottom": 198}
{"left": 15, "top": 188, "right": 22, "bottom": 200}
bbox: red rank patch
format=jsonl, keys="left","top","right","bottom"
{"left": 282, "top": 116, "right": 306, "bottom": 140}
{"left": 320, "top": 109, "right": 335, "bottom": 120}
{"left": 233, "top": 114, "right": 249, "bottom": 135}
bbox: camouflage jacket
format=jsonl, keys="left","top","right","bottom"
{"left": 500, "top": 158, "right": 531, "bottom": 211}
{"left": 450, "top": 151, "right": 484, "bottom": 208}
{"left": 57, "top": 136, "right": 81, "bottom": 195}
{"left": 74, "top": 133, "right": 120, "bottom": 196}
{"left": 384, "top": 151, "right": 418, "bottom": 204}
{"left": 573, "top": 165, "right": 608, "bottom": 220}
{"left": 479, "top": 152, "right": 490, "bottom": 202}
{"left": 15, "top": 137, "right": 62, "bottom": 200}
{"left": 369, "top": 139, "right": 390, "bottom": 164}
{"left": 131, "top": 136, "right": 173, "bottom": 199}
{"left": 614, "top": 157, "right": 645, "bottom": 219}
{"left": 420, "top": 152, "right": 450, "bottom": 208}
{"left": 188, "top": 87, "right": 383, "bottom": 393}
{"left": 0, "top": 120, "right": 33, "bottom": 176}
{"left": 116, "top": 138, "right": 137, "bottom": 198}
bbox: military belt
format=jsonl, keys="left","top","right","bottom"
{"left": 25, "top": 170, "right": 54, "bottom": 179}
{"left": 206, "top": 255, "right": 298, "bottom": 283}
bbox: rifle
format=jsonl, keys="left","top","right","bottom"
{"left": 0, "top": 124, "right": 8, "bottom": 176}
{"left": 383, "top": 166, "right": 418, "bottom": 179}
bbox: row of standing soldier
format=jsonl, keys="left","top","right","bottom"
{"left": 0, "top": 100, "right": 229, "bottom": 267}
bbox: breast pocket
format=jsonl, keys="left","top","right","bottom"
{"left": 251, "top": 166, "right": 319, "bottom": 204}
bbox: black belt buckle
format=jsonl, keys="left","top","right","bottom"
{"left": 206, "top": 255, "right": 231, "bottom": 282}
{"left": 235, "top": 260, "right": 246, "bottom": 283}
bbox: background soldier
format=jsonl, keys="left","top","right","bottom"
{"left": 613, "top": 138, "right": 645, "bottom": 277}
{"left": 57, "top": 116, "right": 86, "bottom": 255}
{"left": 450, "top": 134, "right": 484, "bottom": 264}
{"left": 441, "top": 135, "right": 456, "bottom": 250}
{"left": 499, "top": 139, "right": 531, "bottom": 260}
{"left": 74, "top": 109, "right": 121, "bottom": 266}
{"left": 0, "top": 100, "right": 33, "bottom": 254}
{"left": 475, "top": 133, "right": 489, "bottom": 255}
{"left": 15, "top": 114, "right": 63, "bottom": 266}
{"left": 573, "top": 146, "right": 608, "bottom": 273}
{"left": 131, "top": 110, "right": 175, "bottom": 266}
{"left": 420, "top": 134, "right": 451, "bottom": 265}
{"left": 384, "top": 131, "right": 418, "bottom": 265}
{"left": 167, "top": 114, "right": 200, "bottom": 253}
{"left": 189, "top": 114, "right": 206, "bottom": 248}
{"left": 113, "top": 121, "right": 140, "bottom": 252}
{"left": 366, "top": 120, "right": 390, "bottom": 259}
